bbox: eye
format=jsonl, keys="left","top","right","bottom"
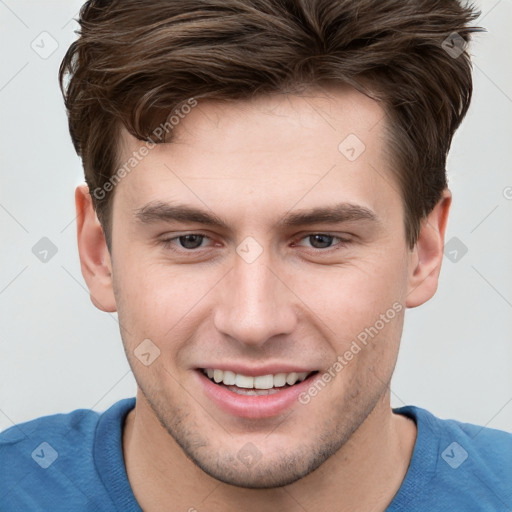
{"left": 160, "top": 234, "right": 212, "bottom": 251}
{"left": 294, "top": 234, "right": 351, "bottom": 250}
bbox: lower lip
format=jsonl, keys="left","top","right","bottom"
{"left": 195, "top": 370, "right": 319, "bottom": 419}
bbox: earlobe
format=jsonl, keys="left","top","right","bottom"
{"left": 405, "top": 188, "right": 452, "bottom": 309}
{"left": 75, "top": 184, "right": 117, "bottom": 312}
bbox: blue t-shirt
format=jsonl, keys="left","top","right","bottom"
{"left": 0, "top": 398, "right": 511, "bottom": 511}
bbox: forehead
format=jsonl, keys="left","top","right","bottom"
{"left": 114, "top": 86, "right": 397, "bottom": 227}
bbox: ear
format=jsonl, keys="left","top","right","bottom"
{"left": 75, "top": 184, "right": 117, "bottom": 312}
{"left": 406, "top": 188, "right": 452, "bottom": 308}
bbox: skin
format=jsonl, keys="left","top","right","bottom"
{"left": 76, "top": 85, "right": 451, "bottom": 511}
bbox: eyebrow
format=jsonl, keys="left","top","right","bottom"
{"left": 276, "top": 203, "right": 379, "bottom": 228}
{"left": 133, "top": 201, "right": 380, "bottom": 229}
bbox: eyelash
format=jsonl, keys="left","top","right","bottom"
{"left": 159, "top": 233, "right": 352, "bottom": 253}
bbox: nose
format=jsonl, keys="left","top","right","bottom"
{"left": 213, "top": 249, "right": 297, "bottom": 348}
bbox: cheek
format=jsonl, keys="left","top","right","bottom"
{"left": 327, "top": 308, "right": 405, "bottom": 405}
{"left": 112, "top": 259, "right": 170, "bottom": 339}
{"left": 290, "top": 251, "right": 405, "bottom": 337}
{"left": 113, "top": 258, "right": 217, "bottom": 345}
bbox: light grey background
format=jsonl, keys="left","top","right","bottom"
{"left": 0, "top": 0, "right": 511, "bottom": 433}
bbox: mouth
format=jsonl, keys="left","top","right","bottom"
{"left": 200, "top": 368, "right": 319, "bottom": 396}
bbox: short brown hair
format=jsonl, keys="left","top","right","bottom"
{"left": 59, "top": 0, "right": 482, "bottom": 250}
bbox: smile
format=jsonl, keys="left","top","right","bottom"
{"left": 197, "top": 367, "right": 320, "bottom": 417}
{"left": 202, "top": 368, "right": 313, "bottom": 395}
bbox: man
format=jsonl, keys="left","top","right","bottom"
{"left": 1, "top": 0, "right": 510, "bottom": 510}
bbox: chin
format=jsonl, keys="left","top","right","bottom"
{"left": 189, "top": 444, "right": 334, "bottom": 489}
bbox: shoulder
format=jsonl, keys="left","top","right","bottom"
{"left": 0, "top": 398, "right": 136, "bottom": 511}
{"left": 0, "top": 405, "right": 103, "bottom": 477}
{"left": 390, "top": 405, "right": 512, "bottom": 511}
{"left": 410, "top": 405, "right": 512, "bottom": 471}
{"left": 0, "top": 406, "right": 101, "bottom": 447}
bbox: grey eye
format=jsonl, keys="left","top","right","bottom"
{"left": 178, "top": 234, "right": 205, "bottom": 249}
{"left": 307, "top": 234, "right": 335, "bottom": 249}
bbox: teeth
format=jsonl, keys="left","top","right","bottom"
{"left": 222, "top": 370, "right": 236, "bottom": 386}
{"left": 286, "top": 372, "right": 298, "bottom": 385}
{"left": 253, "top": 374, "right": 274, "bottom": 389}
{"left": 203, "top": 369, "right": 312, "bottom": 389}
{"left": 235, "top": 374, "right": 254, "bottom": 389}
{"left": 229, "top": 386, "right": 282, "bottom": 396}
{"left": 273, "top": 373, "right": 287, "bottom": 387}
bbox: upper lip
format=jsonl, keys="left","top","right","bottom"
{"left": 196, "top": 364, "right": 318, "bottom": 376}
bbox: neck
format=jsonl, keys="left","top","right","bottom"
{"left": 123, "top": 390, "right": 417, "bottom": 512}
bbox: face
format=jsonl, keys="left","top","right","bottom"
{"left": 108, "top": 87, "right": 413, "bottom": 488}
